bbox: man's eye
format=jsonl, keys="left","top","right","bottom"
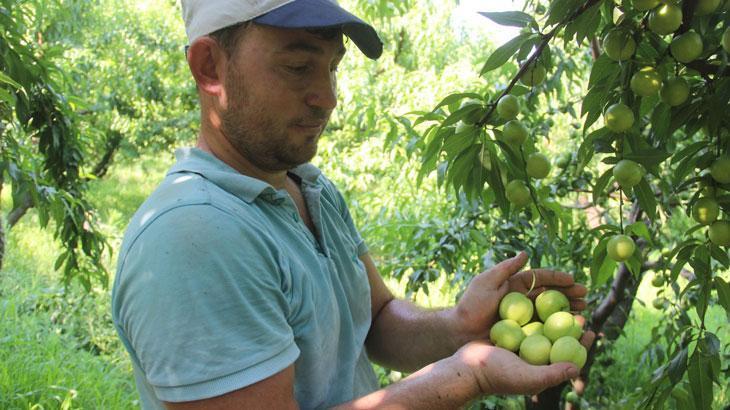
{"left": 286, "top": 65, "right": 309, "bottom": 74}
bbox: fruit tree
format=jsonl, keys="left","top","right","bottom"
{"left": 402, "top": 0, "right": 730, "bottom": 408}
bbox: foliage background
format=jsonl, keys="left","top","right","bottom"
{"left": 0, "top": 0, "right": 728, "bottom": 409}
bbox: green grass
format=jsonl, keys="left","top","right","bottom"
{"left": 1, "top": 155, "right": 729, "bottom": 409}
{"left": 0, "top": 296, "right": 137, "bottom": 409}
{"left": 0, "top": 222, "right": 138, "bottom": 409}
{"left": 0, "top": 155, "right": 174, "bottom": 410}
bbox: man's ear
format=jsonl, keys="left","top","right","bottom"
{"left": 187, "top": 37, "right": 227, "bottom": 97}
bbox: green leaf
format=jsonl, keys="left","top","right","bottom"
{"left": 689, "top": 245, "right": 711, "bottom": 281}
{"left": 577, "top": 128, "right": 609, "bottom": 171}
{"left": 651, "top": 103, "right": 672, "bottom": 140}
{"left": 671, "top": 243, "right": 697, "bottom": 281}
{"left": 670, "top": 101, "right": 701, "bottom": 134}
{"left": 593, "top": 168, "right": 613, "bottom": 205}
{"left": 412, "top": 111, "right": 446, "bottom": 128}
{"left": 624, "top": 250, "right": 642, "bottom": 277}
{"left": 713, "top": 277, "right": 730, "bottom": 319}
{"left": 709, "top": 244, "right": 730, "bottom": 268}
{"left": 443, "top": 131, "right": 476, "bottom": 160}
{"left": 448, "top": 147, "right": 478, "bottom": 194}
{"left": 478, "top": 11, "right": 536, "bottom": 28}
{"left": 546, "top": 0, "right": 579, "bottom": 26}
{"left": 634, "top": 179, "right": 658, "bottom": 222}
{"left": 433, "top": 93, "right": 483, "bottom": 111}
{"left": 0, "top": 70, "right": 23, "bottom": 90}
{"left": 588, "top": 54, "right": 619, "bottom": 89}
{"left": 701, "top": 333, "right": 720, "bottom": 356}
{"left": 572, "top": 3, "right": 602, "bottom": 45}
{"left": 623, "top": 148, "right": 671, "bottom": 169}
{"left": 0, "top": 88, "right": 15, "bottom": 104}
{"left": 625, "top": 221, "right": 652, "bottom": 245}
{"left": 480, "top": 33, "right": 534, "bottom": 75}
{"left": 671, "top": 141, "right": 709, "bottom": 166}
{"left": 581, "top": 84, "right": 610, "bottom": 130}
{"left": 591, "top": 237, "right": 616, "bottom": 286}
{"left": 486, "top": 161, "right": 508, "bottom": 215}
{"left": 688, "top": 349, "right": 713, "bottom": 410}
{"left": 667, "top": 348, "right": 688, "bottom": 384}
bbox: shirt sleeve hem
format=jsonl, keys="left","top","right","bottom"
{"left": 356, "top": 240, "right": 369, "bottom": 256}
{"left": 153, "top": 342, "right": 300, "bottom": 403}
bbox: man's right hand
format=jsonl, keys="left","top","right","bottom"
{"left": 453, "top": 340, "right": 580, "bottom": 397}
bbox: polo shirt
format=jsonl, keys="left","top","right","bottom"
{"left": 111, "top": 147, "right": 379, "bottom": 409}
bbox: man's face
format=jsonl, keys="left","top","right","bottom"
{"left": 219, "top": 24, "right": 345, "bottom": 172}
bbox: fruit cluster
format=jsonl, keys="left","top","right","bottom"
{"left": 489, "top": 290, "right": 587, "bottom": 369}
{"left": 492, "top": 94, "right": 552, "bottom": 209}
{"left": 599, "top": 0, "right": 730, "bottom": 251}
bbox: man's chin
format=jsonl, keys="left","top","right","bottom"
{"left": 287, "top": 144, "right": 318, "bottom": 168}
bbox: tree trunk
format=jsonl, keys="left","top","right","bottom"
{"left": 91, "top": 130, "right": 122, "bottom": 179}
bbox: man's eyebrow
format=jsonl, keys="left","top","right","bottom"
{"left": 277, "top": 41, "right": 347, "bottom": 57}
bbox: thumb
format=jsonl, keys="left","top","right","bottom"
{"left": 526, "top": 363, "right": 579, "bottom": 393}
{"left": 481, "top": 252, "right": 528, "bottom": 288}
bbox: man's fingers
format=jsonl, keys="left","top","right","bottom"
{"left": 524, "top": 285, "right": 587, "bottom": 301}
{"left": 513, "top": 269, "right": 575, "bottom": 289}
{"left": 511, "top": 271, "right": 588, "bottom": 299}
{"left": 525, "top": 363, "right": 579, "bottom": 394}
{"left": 580, "top": 330, "right": 596, "bottom": 350}
{"left": 481, "top": 252, "right": 529, "bottom": 288}
{"left": 569, "top": 299, "right": 587, "bottom": 312}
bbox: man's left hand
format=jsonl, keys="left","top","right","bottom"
{"left": 452, "top": 252, "right": 588, "bottom": 344}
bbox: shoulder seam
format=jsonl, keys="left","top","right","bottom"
{"left": 117, "top": 202, "right": 241, "bottom": 277}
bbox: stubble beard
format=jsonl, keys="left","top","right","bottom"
{"left": 220, "top": 65, "right": 326, "bottom": 172}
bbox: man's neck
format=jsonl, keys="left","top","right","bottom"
{"left": 196, "top": 131, "right": 288, "bottom": 189}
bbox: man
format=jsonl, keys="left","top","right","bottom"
{"left": 111, "top": 1, "right": 593, "bottom": 409}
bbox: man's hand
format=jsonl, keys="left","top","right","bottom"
{"left": 452, "top": 252, "right": 588, "bottom": 344}
{"left": 453, "top": 337, "right": 593, "bottom": 397}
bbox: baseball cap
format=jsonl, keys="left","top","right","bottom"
{"left": 181, "top": 0, "right": 383, "bottom": 59}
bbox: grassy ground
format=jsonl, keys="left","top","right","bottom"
{"left": 0, "top": 154, "right": 174, "bottom": 409}
{"left": 1, "top": 155, "right": 728, "bottom": 409}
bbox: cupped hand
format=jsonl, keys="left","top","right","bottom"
{"left": 453, "top": 252, "right": 588, "bottom": 343}
{"left": 454, "top": 339, "right": 579, "bottom": 396}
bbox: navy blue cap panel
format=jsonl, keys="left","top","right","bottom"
{"left": 254, "top": 0, "right": 365, "bottom": 27}
{"left": 253, "top": 0, "right": 383, "bottom": 59}
{"left": 341, "top": 23, "right": 382, "bottom": 59}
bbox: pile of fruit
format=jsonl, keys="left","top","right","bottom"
{"left": 489, "top": 290, "right": 587, "bottom": 368}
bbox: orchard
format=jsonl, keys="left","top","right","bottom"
{"left": 1, "top": 0, "right": 729, "bottom": 409}
{"left": 405, "top": 0, "right": 730, "bottom": 408}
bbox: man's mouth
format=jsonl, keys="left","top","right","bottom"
{"left": 292, "top": 121, "right": 326, "bottom": 132}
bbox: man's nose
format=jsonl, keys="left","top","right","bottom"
{"left": 305, "top": 71, "right": 337, "bottom": 110}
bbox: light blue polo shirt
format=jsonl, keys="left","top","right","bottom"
{"left": 111, "top": 147, "right": 379, "bottom": 409}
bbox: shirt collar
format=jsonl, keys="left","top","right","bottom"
{"left": 168, "top": 147, "right": 322, "bottom": 204}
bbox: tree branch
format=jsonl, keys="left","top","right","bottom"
{"left": 90, "top": 131, "right": 122, "bottom": 179}
{"left": 7, "top": 193, "right": 33, "bottom": 228}
{"left": 477, "top": 0, "right": 604, "bottom": 128}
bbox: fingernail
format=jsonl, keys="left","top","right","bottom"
{"left": 568, "top": 366, "right": 579, "bottom": 379}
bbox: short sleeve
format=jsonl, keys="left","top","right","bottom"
{"left": 113, "top": 204, "right": 299, "bottom": 402}
{"left": 320, "top": 177, "right": 369, "bottom": 256}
